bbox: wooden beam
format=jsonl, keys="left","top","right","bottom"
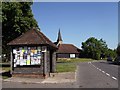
{"left": 10, "top": 48, "right": 13, "bottom": 75}
{"left": 52, "top": 52, "right": 56, "bottom": 73}
{"left": 43, "top": 47, "right": 47, "bottom": 77}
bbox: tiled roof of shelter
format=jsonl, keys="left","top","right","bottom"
{"left": 7, "top": 28, "right": 57, "bottom": 49}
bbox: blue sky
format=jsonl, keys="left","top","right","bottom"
{"left": 32, "top": 2, "right": 118, "bottom": 49}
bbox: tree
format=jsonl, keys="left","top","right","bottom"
{"left": 81, "top": 37, "right": 115, "bottom": 60}
{"left": 117, "top": 44, "right": 120, "bottom": 56}
{"left": 2, "top": 2, "right": 38, "bottom": 55}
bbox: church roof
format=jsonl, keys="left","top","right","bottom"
{"left": 57, "top": 44, "right": 80, "bottom": 54}
{"left": 7, "top": 28, "right": 57, "bottom": 49}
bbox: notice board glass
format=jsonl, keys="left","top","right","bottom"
{"left": 13, "top": 46, "right": 42, "bottom": 67}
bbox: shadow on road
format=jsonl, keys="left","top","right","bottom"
{"left": 100, "top": 61, "right": 119, "bottom": 66}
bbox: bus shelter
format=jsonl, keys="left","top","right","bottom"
{"left": 7, "top": 28, "right": 57, "bottom": 78}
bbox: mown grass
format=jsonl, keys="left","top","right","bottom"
{"left": 56, "top": 58, "right": 94, "bottom": 72}
{"left": 56, "top": 63, "right": 76, "bottom": 72}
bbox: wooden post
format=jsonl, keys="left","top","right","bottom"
{"left": 10, "top": 49, "right": 13, "bottom": 75}
{"left": 43, "top": 47, "right": 47, "bottom": 77}
{"left": 52, "top": 52, "right": 56, "bottom": 73}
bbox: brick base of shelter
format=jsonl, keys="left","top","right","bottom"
{"left": 12, "top": 73, "right": 50, "bottom": 79}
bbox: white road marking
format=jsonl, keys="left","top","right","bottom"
{"left": 102, "top": 71, "right": 105, "bottom": 73}
{"left": 90, "top": 62, "right": 118, "bottom": 81}
{"left": 88, "top": 62, "right": 91, "bottom": 64}
{"left": 112, "top": 77, "right": 117, "bottom": 80}
{"left": 106, "top": 73, "right": 110, "bottom": 76}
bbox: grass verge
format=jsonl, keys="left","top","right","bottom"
{"left": 56, "top": 58, "right": 94, "bottom": 72}
{"left": 56, "top": 63, "right": 76, "bottom": 72}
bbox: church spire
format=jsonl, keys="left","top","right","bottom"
{"left": 57, "top": 29, "right": 62, "bottom": 42}
{"left": 57, "top": 28, "right": 63, "bottom": 45}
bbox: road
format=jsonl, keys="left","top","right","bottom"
{"left": 76, "top": 60, "right": 119, "bottom": 88}
{"left": 2, "top": 60, "right": 119, "bottom": 88}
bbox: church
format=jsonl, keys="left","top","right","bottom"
{"left": 54, "top": 29, "right": 80, "bottom": 58}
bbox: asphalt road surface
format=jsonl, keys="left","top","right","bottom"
{"left": 76, "top": 60, "right": 119, "bottom": 88}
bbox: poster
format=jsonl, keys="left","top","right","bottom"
{"left": 16, "top": 60, "right": 20, "bottom": 65}
{"left": 17, "top": 51, "right": 20, "bottom": 55}
{"left": 34, "top": 53, "right": 38, "bottom": 64}
{"left": 20, "top": 60, "right": 24, "bottom": 66}
{"left": 31, "top": 57, "right": 34, "bottom": 65}
{"left": 14, "top": 59, "right": 17, "bottom": 62}
{"left": 27, "top": 55, "right": 30, "bottom": 65}
{"left": 30, "top": 52, "right": 33, "bottom": 56}
{"left": 28, "top": 49, "right": 30, "bottom": 55}
{"left": 22, "top": 48, "right": 25, "bottom": 53}
{"left": 37, "top": 59, "right": 41, "bottom": 64}
{"left": 27, "top": 60, "right": 30, "bottom": 65}
{"left": 35, "top": 50, "right": 37, "bottom": 54}
{"left": 23, "top": 52, "right": 27, "bottom": 59}
{"left": 14, "top": 64, "right": 16, "bottom": 67}
{"left": 13, "top": 49, "right": 17, "bottom": 54}
{"left": 20, "top": 59, "right": 26, "bottom": 65}
{"left": 37, "top": 47, "right": 41, "bottom": 51}
{"left": 20, "top": 51, "right": 23, "bottom": 57}
{"left": 37, "top": 51, "right": 41, "bottom": 54}
{"left": 15, "top": 55, "right": 17, "bottom": 59}
{"left": 20, "top": 56, "right": 23, "bottom": 60}
{"left": 27, "top": 55, "right": 30, "bottom": 60}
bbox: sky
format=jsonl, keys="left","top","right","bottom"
{"left": 32, "top": 2, "right": 118, "bottom": 49}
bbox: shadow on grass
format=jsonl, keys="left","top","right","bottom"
{"left": 1, "top": 64, "right": 10, "bottom": 67}
{"left": 1, "top": 71, "right": 12, "bottom": 79}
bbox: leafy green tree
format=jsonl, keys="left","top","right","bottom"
{"left": 81, "top": 37, "right": 115, "bottom": 60}
{"left": 2, "top": 2, "right": 38, "bottom": 55}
